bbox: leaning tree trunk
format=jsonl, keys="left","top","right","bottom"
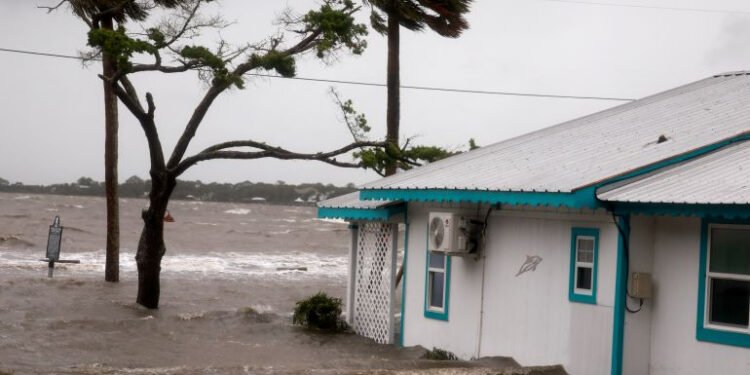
{"left": 384, "top": 11, "right": 400, "bottom": 177}
{"left": 102, "top": 16, "right": 120, "bottom": 283}
{"left": 136, "top": 174, "right": 176, "bottom": 309}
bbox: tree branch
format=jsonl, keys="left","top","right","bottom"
{"left": 119, "top": 76, "right": 145, "bottom": 114}
{"left": 165, "top": 83, "right": 226, "bottom": 169}
{"left": 173, "top": 140, "right": 386, "bottom": 177}
{"left": 105, "top": 75, "right": 145, "bottom": 120}
{"left": 128, "top": 61, "right": 201, "bottom": 75}
{"left": 161, "top": 0, "right": 203, "bottom": 47}
{"left": 146, "top": 92, "right": 156, "bottom": 118}
{"left": 162, "top": 0, "right": 366, "bottom": 170}
{"left": 39, "top": 0, "right": 94, "bottom": 28}
{"left": 38, "top": 0, "right": 68, "bottom": 13}
{"left": 107, "top": 78, "right": 166, "bottom": 170}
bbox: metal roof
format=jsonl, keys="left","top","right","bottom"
{"left": 363, "top": 72, "right": 750, "bottom": 193}
{"left": 597, "top": 141, "right": 750, "bottom": 205}
{"left": 317, "top": 192, "right": 395, "bottom": 210}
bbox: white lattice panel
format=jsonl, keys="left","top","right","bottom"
{"left": 352, "top": 222, "right": 397, "bottom": 344}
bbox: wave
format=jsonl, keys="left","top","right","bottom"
{"left": 0, "top": 249, "right": 348, "bottom": 281}
{"left": 0, "top": 235, "right": 35, "bottom": 248}
{"left": 224, "top": 208, "right": 252, "bottom": 215}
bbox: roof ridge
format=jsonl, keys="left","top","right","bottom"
{"left": 713, "top": 71, "right": 750, "bottom": 78}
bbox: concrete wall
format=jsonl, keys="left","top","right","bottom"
{"left": 647, "top": 217, "right": 750, "bottom": 375}
{"left": 401, "top": 204, "right": 618, "bottom": 374}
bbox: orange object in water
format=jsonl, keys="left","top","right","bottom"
{"left": 163, "top": 211, "right": 175, "bottom": 223}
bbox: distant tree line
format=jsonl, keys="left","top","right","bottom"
{"left": 0, "top": 176, "right": 356, "bottom": 205}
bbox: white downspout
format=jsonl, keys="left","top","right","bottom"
{"left": 476, "top": 205, "right": 494, "bottom": 358}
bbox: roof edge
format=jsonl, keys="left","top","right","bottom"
{"left": 317, "top": 204, "right": 405, "bottom": 222}
{"left": 359, "top": 187, "right": 602, "bottom": 209}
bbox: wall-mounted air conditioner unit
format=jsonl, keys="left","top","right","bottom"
{"left": 428, "top": 212, "right": 481, "bottom": 256}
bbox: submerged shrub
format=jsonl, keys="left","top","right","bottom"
{"left": 292, "top": 292, "right": 347, "bottom": 332}
{"left": 423, "top": 347, "right": 459, "bottom": 361}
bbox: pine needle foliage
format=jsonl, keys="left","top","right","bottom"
{"left": 364, "top": 0, "right": 472, "bottom": 38}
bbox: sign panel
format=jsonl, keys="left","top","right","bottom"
{"left": 46, "top": 216, "right": 63, "bottom": 261}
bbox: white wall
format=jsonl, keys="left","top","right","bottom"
{"left": 479, "top": 209, "right": 617, "bottom": 375}
{"left": 649, "top": 217, "right": 750, "bottom": 375}
{"left": 400, "top": 208, "right": 750, "bottom": 374}
{"left": 402, "top": 204, "right": 618, "bottom": 374}
{"left": 401, "top": 204, "right": 483, "bottom": 359}
{"left": 622, "top": 215, "right": 655, "bottom": 375}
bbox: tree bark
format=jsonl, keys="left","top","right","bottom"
{"left": 135, "top": 173, "right": 175, "bottom": 309}
{"left": 385, "top": 10, "right": 400, "bottom": 177}
{"left": 102, "top": 16, "right": 120, "bottom": 283}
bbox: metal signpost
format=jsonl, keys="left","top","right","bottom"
{"left": 41, "top": 216, "right": 79, "bottom": 277}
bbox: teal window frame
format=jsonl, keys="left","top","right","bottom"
{"left": 424, "top": 239, "right": 451, "bottom": 321}
{"left": 696, "top": 218, "right": 750, "bottom": 348}
{"left": 569, "top": 227, "right": 599, "bottom": 305}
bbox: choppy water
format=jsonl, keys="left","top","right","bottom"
{"left": 0, "top": 192, "right": 351, "bottom": 287}
{"left": 0, "top": 193, "right": 408, "bottom": 374}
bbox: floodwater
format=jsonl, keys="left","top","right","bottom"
{"left": 0, "top": 193, "right": 562, "bottom": 375}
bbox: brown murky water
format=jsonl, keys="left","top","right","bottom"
{"left": 0, "top": 193, "right": 562, "bottom": 375}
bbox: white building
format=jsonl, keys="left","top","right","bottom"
{"left": 318, "top": 72, "right": 750, "bottom": 375}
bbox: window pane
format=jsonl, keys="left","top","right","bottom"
{"left": 576, "top": 267, "right": 592, "bottom": 290}
{"left": 710, "top": 228, "right": 750, "bottom": 275}
{"left": 429, "top": 252, "right": 445, "bottom": 269}
{"left": 577, "top": 248, "right": 594, "bottom": 263}
{"left": 709, "top": 278, "right": 750, "bottom": 328}
{"left": 430, "top": 271, "right": 445, "bottom": 308}
{"left": 577, "top": 238, "right": 594, "bottom": 263}
{"left": 577, "top": 237, "right": 594, "bottom": 252}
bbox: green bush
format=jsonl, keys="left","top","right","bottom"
{"left": 292, "top": 292, "right": 347, "bottom": 332}
{"left": 423, "top": 347, "right": 458, "bottom": 361}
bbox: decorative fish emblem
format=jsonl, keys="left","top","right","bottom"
{"left": 516, "top": 255, "right": 543, "bottom": 277}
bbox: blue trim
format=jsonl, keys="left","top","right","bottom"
{"left": 610, "top": 215, "right": 629, "bottom": 375}
{"left": 696, "top": 218, "right": 750, "bottom": 348}
{"left": 399, "top": 208, "right": 409, "bottom": 346}
{"left": 568, "top": 227, "right": 599, "bottom": 304}
{"left": 361, "top": 186, "right": 601, "bottom": 209}
{"left": 317, "top": 204, "right": 405, "bottom": 221}
{"left": 424, "top": 226, "right": 451, "bottom": 321}
{"left": 612, "top": 202, "right": 750, "bottom": 219}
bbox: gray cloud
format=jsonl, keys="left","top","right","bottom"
{"left": 0, "top": 0, "right": 747, "bottom": 186}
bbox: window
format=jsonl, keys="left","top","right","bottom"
{"left": 428, "top": 252, "right": 446, "bottom": 310}
{"left": 706, "top": 226, "right": 750, "bottom": 329}
{"left": 697, "top": 222, "right": 750, "bottom": 347}
{"left": 569, "top": 227, "right": 599, "bottom": 304}
{"left": 424, "top": 249, "right": 450, "bottom": 321}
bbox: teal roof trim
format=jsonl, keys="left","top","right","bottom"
{"left": 612, "top": 203, "right": 750, "bottom": 219}
{"left": 360, "top": 186, "right": 601, "bottom": 209}
{"left": 317, "top": 204, "right": 405, "bottom": 221}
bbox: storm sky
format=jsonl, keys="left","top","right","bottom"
{"left": 2, "top": 0, "right": 750, "bottom": 186}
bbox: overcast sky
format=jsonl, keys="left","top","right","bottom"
{"left": 2, "top": 0, "right": 750, "bottom": 186}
